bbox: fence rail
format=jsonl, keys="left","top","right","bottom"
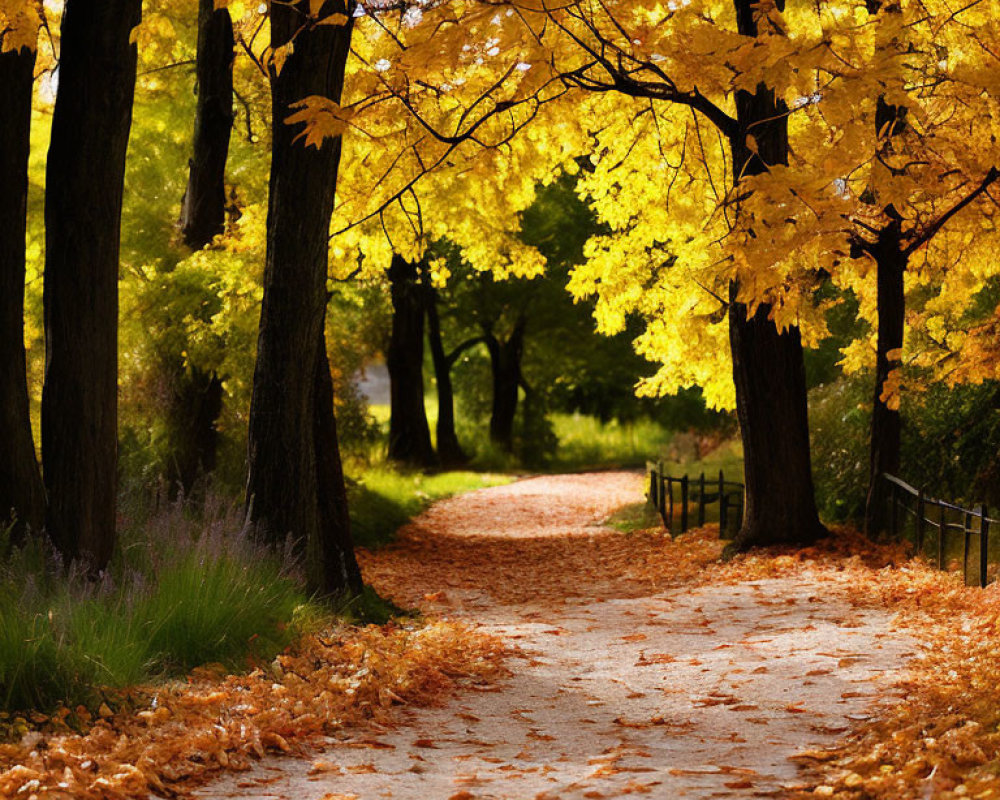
{"left": 881, "top": 473, "right": 997, "bottom": 588}
{"left": 646, "top": 463, "right": 745, "bottom": 538}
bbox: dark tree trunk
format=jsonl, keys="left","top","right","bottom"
{"left": 42, "top": 0, "right": 142, "bottom": 569}
{"left": 724, "top": 0, "right": 826, "bottom": 550}
{"left": 314, "top": 327, "right": 363, "bottom": 595}
{"left": 486, "top": 317, "right": 526, "bottom": 453}
{"left": 864, "top": 216, "right": 906, "bottom": 537}
{"left": 179, "top": 0, "right": 235, "bottom": 250}
{"left": 386, "top": 254, "right": 437, "bottom": 468}
{"left": 245, "top": 0, "right": 362, "bottom": 598}
{"left": 426, "top": 286, "right": 468, "bottom": 467}
{"left": 0, "top": 44, "right": 44, "bottom": 539}
{"left": 165, "top": 365, "right": 224, "bottom": 498}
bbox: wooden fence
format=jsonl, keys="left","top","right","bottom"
{"left": 647, "top": 463, "right": 745, "bottom": 538}
{"left": 881, "top": 473, "right": 997, "bottom": 588}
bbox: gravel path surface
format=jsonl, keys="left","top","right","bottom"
{"left": 196, "top": 472, "right": 913, "bottom": 800}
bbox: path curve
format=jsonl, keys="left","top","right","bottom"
{"left": 197, "top": 472, "right": 912, "bottom": 800}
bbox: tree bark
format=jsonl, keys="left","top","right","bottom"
{"left": 42, "top": 0, "right": 142, "bottom": 569}
{"left": 863, "top": 215, "right": 906, "bottom": 536}
{"left": 486, "top": 316, "right": 526, "bottom": 453}
{"left": 0, "top": 43, "right": 44, "bottom": 539}
{"left": 426, "top": 286, "right": 469, "bottom": 466}
{"left": 245, "top": 0, "right": 362, "bottom": 598}
{"left": 165, "top": 365, "right": 224, "bottom": 497}
{"left": 724, "top": 0, "right": 826, "bottom": 550}
{"left": 179, "top": 0, "right": 235, "bottom": 250}
{"left": 386, "top": 254, "right": 437, "bottom": 468}
{"left": 314, "top": 328, "right": 363, "bottom": 595}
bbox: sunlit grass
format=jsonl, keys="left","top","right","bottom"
{"left": 348, "top": 468, "right": 511, "bottom": 549}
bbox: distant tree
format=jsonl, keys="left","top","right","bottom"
{"left": 179, "top": 0, "right": 234, "bottom": 250}
{"left": 245, "top": 0, "right": 363, "bottom": 598}
{"left": 43, "top": 0, "right": 142, "bottom": 569}
{"left": 0, "top": 18, "right": 44, "bottom": 539}
{"left": 386, "top": 254, "right": 437, "bottom": 468}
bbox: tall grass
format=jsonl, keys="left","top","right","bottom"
{"left": 550, "top": 413, "right": 676, "bottom": 471}
{"left": 0, "top": 498, "right": 324, "bottom": 713}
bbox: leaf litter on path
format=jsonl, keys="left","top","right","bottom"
{"left": 194, "top": 473, "right": 918, "bottom": 800}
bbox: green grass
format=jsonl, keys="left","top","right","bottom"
{"left": 604, "top": 502, "right": 664, "bottom": 533}
{"left": 549, "top": 413, "right": 676, "bottom": 471}
{"left": 348, "top": 468, "right": 511, "bottom": 549}
{"left": 0, "top": 501, "right": 325, "bottom": 714}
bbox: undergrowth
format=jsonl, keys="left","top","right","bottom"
{"left": 0, "top": 498, "right": 325, "bottom": 714}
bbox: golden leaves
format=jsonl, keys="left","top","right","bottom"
{"left": 286, "top": 96, "right": 356, "bottom": 148}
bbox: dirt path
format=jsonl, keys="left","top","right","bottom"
{"left": 195, "top": 473, "right": 913, "bottom": 800}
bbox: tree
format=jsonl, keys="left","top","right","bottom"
{"left": 169, "top": 0, "right": 235, "bottom": 495}
{"left": 386, "top": 254, "right": 437, "bottom": 468}
{"left": 0, "top": 11, "right": 44, "bottom": 539}
{"left": 179, "top": 0, "right": 235, "bottom": 250}
{"left": 245, "top": 0, "right": 363, "bottom": 598}
{"left": 43, "top": 0, "right": 142, "bottom": 569}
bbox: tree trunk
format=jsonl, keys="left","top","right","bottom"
{"left": 42, "top": 0, "right": 142, "bottom": 569}
{"left": 864, "top": 217, "right": 906, "bottom": 537}
{"left": 179, "top": 0, "right": 235, "bottom": 250}
{"left": 386, "top": 254, "right": 437, "bottom": 468}
{"left": 165, "top": 365, "right": 224, "bottom": 498}
{"left": 0, "top": 44, "right": 44, "bottom": 539}
{"left": 245, "top": 0, "right": 361, "bottom": 598}
{"left": 314, "top": 328, "right": 363, "bottom": 595}
{"left": 728, "top": 299, "right": 826, "bottom": 549}
{"left": 486, "top": 317, "right": 526, "bottom": 453}
{"left": 724, "top": 0, "right": 826, "bottom": 550}
{"left": 426, "top": 286, "right": 468, "bottom": 466}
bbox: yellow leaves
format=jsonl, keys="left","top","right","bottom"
{"left": 0, "top": 0, "right": 41, "bottom": 53}
{"left": 272, "top": 41, "right": 294, "bottom": 76}
{"left": 286, "top": 96, "right": 356, "bottom": 148}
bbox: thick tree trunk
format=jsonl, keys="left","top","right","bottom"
{"left": 386, "top": 254, "right": 437, "bottom": 468}
{"left": 0, "top": 44, "right": 44, "bottom": 539}
{"left": 724, "top": 0, "right": 826, "bottom": 550}
{"left": 728, "top": 299, "right": 826, "bottom": 549}
{"left": 486, "top": 317, "right": 526, "bottom": 453}
{"left": 245, "top": 0, "right": 361, "bottom": 598}
{"left": 426, "top": 287, "right": 468, "bottom": 467}
{"left": 179, "top": 0, "right": 235, "bottom": 250}
{"left": 42, "top": 0, "right": 141, "bottom": 569}
{"left": 864, "top": 218, "right": 906, "bottom": 537}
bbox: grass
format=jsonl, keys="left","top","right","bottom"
{"left": 348, "top": 468, "right": 511, "bottom": 549}
{"left": 549, "top": 413, "right": 677, "bottom": 471}
{"left": 0, "top": 499, "right": 325, "bottom": 714}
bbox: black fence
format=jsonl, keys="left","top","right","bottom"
{"left": 882, "top": 473, "right": 997, "bottom": 587}
{"left": 647, "top": 463, "right": 745, "bottom": 538}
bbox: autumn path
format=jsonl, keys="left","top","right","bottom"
{"left": 196, "top": 473, "right": 913, "bottom": 800}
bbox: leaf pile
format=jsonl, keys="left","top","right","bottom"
{"left": 0, "top": 620, "right": 504, "bottom": 799}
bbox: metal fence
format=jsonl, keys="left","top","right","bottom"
{"left": 647, "top": 463, "right": 745, "bottom": 538}
{"left": 882, "top": 473, "right": 997, "bottom": 587}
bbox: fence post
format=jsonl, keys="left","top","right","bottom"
{"left": 980, "top": 505, "right": 990, "bottom": 589}
{"left": 938, "top": 503, "right": 947, "bottom": 570}
{"left": 718, "top": 470, "right": 726, "bottom": 532}
{"left": 964, "top": 509, "right": 973, "bottom": 585}
{"left": 667, "top": 477, "right": 674, "bottom": 535}
{"left": 698, "top": 472, "right": 706, "bottom": 527}
{"left": 680, "top": 475, "right": 689, "bottom": 533}
{"left": 649, "top": 467, "right": 657, "bottom": 508}
{"left": 890, "top": 480, "right": 899, "bottom": 539}
{"left": 916, "top": 489, "right": 925, "bottom": 557}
